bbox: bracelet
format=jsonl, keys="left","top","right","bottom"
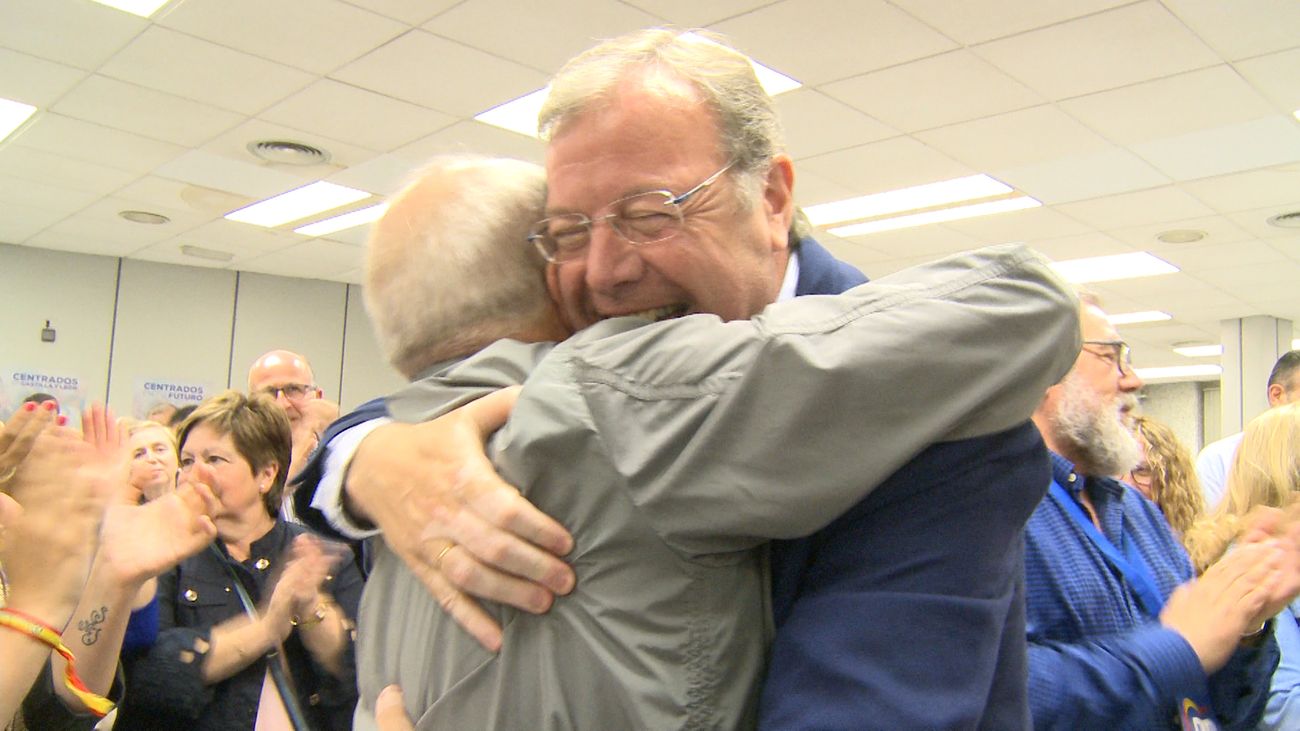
{"left": 290, "top": 604, "right": 327, "bottom": 627}
{"left": 0, "top": 608, "right": 115, "bottom": 717}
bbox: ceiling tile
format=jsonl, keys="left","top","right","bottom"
{"left": 203, "top": 118, "right": 376, "bottom": 170}
{"left": 326, "top": 154, "right": 417, "bottom": 196}
{"left": 128, "top": 239, "right": 233, "bottom": 270}
{"left": 790, "top": 169, "right": 858, "bottom": 209}
{"left": 1060, "top": 65, "right": 1275, "bottom": 146}
{"left": 153, "top": 150, "right": 314, "bottom": 200}
{"left": 1028, "top": 232, "right": 1135, "bottom": 261}
{"left": 1163, "top": 0, "right": 1300, "bottom": 61}
{"left": 1180, "top": 167, "right": 1300, "bottom": 213}
{"left": 0, "top": 145, "right": 138, "bottom": 195}
{"left": 798, "top": 136, "right": 973, "bottom": 195}
{"left": 178, "top": 219, "right": 307, "bottom": 257}
{"left": 995, "top": 146, "right": 1171, "bottom": 204}
{"left": 0, "top": 0, "right": 144, "bottom": 70}
{"left": 260, "top": 79, "right": 456, "bottom": 152}
{"left": 712, "top": 0, "right": 956, "bottom": 86}
{"left": 0, "top": 203, "right": 65, "bottom": 244}
{"left": 824, "top": 222, "right": 982, "bottom": 258}
{"left": 394, "top": 120, "right": 545, "bottom": 166}
{"left": 317, "top": 224, "right": 373, "bottom": 247}
{"left": 0, "top": 49, "right": 87, "bottom": 108}
{"left": 26, "top": 219, "right": 159, "bottom": 257}
{"left": 1106, "top": 213, "right": 1254, "bottom": 248}
{"left": 1054, "top": 186, "right": 1216, "bottom": 230}
{"left": 0, "top": 174, "right": 101, "bottom": 215}
{"left": 821, "top": 50, "right": 1042, "bottom": 133}
{"left": 1269, "top": 234, "right": 1300, "bottom": 261}
{"left": 620, "top": 0, "right": 770, "bottom": 26}
{"left": 237, "top": 239, "right": 366, "bottom": 280}
{"left": 1224, "top": 205, "right": 1300, "bottom": 240}
{"left": 973, "top": 2, "right": 1221, "bottom": 100}
{"left": 1192, "top": 259, "right": 1300, "bottom": 290}
{"left": 341, "top": 0, "right": 460, "bottom": 26}
{"left": 424, "top": 0, "right": 662, "bottom": 71}
{"left": 1234, "top": 48, "right": 1300, "bottom": 113}
{"left": 113, "top": 176, "right": 251, "bottom": 219}
{"left": 1132, "top": 115, "right": 1300, "bottom": 181}
{"left": 332, "top": 29, "right": 547, "bottom": 117}
{"left": 11, "top": 113, "right": 183, "bottom": 175}
{"left": 916, "top": 105, "right": 1110, "bottom": 172}
{"left": 890, "top": 0, "right": 1134, "bottom": 45}
{"left": 941, "top": 206, "right": 1092, "bottom": 243}
{"left": 98, "top": 26, "right": 315, "bottom": 115}
{"left": 158, "top": 0, "right": 408, "bottom": 75}
{"left": 776, "top": 90, "right": 896, "bottom": 160}
{"left": 52, "top": 74, "right": 245, "bottom": 147}
{"left": 1149, "top": 238, "right": 1288, "bottom": 273}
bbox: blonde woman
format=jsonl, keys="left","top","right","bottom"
{"left": 1184, "top": 403, "right": 1300, "bottom": 730}
{"left": 1121, "top": 416, "right": 1205, "bottom": 538}
{"left": 122, "top": 419, "right": 179, "bottom": 503}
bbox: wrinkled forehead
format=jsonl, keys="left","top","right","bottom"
{"left": 1080, "top": 303, "right": 1118, "bottom": 342}
{"left": 249, "top": 357, "right": 313, "bottom": 387}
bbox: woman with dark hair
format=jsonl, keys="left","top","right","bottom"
{"left": 117, "top": 391, "right": 361, "bottom": 730}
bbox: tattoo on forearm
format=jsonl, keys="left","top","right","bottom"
{"left": 78, "top": 606, "right": 108, "bottom": 646}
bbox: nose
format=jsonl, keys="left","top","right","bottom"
{"left": 582, "top": 219, "right": 645, "bottom": 300}
{"left": 1119, "top": 367, "right": 1144, "bottom": 392}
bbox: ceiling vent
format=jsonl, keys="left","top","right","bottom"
{"left": 247, "top": 139, "right": 330, "bottom": 166}
{"left": 119, "top": 210, "right": 170, "bottom": 225}
{"left": 1266, "top": 211, "right": 1300, "bottom": 229}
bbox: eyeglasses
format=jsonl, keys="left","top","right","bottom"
{"left": 1127, "top": 464, "right": 1152, "bottom": 486}
{"left": 257, "top": 383, "right": 318, "bottom": 401}
{"left": 528, "top": 161, "right": 736, "bottom": 264}
{"left": 1081, "top": 339, "right": 1134, "bottom": 376}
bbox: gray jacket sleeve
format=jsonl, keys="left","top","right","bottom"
{"left": 509, "top": 244, "right": 1079, "bottom": 556}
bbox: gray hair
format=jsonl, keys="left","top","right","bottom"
{"left": 539, "top": 28, "right": 785, "bottom": 206}
{"left": 364, "top": 155, "right": 552, "bottom": 378}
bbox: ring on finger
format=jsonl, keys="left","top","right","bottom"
{"left": 435, "top": 542, "right": 455, "bottom": 571}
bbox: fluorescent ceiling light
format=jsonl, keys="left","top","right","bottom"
{"left": 476, "top": 35, "right": 800, "bottom": 138}
{"left": 0, "top": 98, "right": 37, "bottom": 144}
{"left": 89, "top": 0, "right": 172, "bottom": 17}
{"left": 806, "top": 175, "right": 1013, "bottom": 227}
{"left": 225, "top": 182, "right": 371, "bottom": 228}
{"left": 295, "top": 202, "right": 389, "bottom": 237}
{"left": 828, "top": 196, "right": 1040, "bottom": 237}
{"left": 1108, "top": 311, "right": 1172, "bottom": 325}
{"left": 1134, "top": 364, "right": 1222, "bottom": 381}
{"left": 1173, "top": 344, "right": 1223, "bottom": 358}
{"left": 474, "top": 87, "right": 550, "bottom": 138}
{"left": 1293, "top": 338, "right": 1300, "bottom": 350}
{"left": 1294, "top": 109, "right": 1300, "bottom": 123}
{"left": 1050, "top": 252, "right": 1179, "bottom": 284}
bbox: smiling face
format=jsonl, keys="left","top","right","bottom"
{"left": 179, "top": 422, "right": 277, "bottom": 537}
{"left": 542, "top": 68, "right": 794, "bottom": 330}
{"left": 128, "top": 425, "right": 178, "bottom": 500}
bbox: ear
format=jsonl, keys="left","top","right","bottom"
{"left": 762, "top": 154, "right": 795, "bottom": 253}
{"left": 1269, "top": 383, "right": 1286, "bottom": 407}
{"left": 256, "top": 462, "right": 279, "bottom": 492}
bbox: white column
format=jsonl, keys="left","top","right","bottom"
{"left": 1219, "top": 316, "right": 1293, "bottom": 433}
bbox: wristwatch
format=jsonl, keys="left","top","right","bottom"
{"left": 291, "top": 604, "right": 328, "bottom": 627}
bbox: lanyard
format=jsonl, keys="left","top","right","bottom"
{"left": 1048, "top": 479, "right": 1167, "bottom": 618}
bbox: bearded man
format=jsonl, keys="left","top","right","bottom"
{"left": 1023, "top": 293, "right": 1300, "bottom": 729}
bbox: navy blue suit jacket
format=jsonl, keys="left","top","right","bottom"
{"left": 760, "top": 238, "right": 1041, "bottom": 730}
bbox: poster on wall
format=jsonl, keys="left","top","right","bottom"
{"left": 0, "top": 368, "right": 87, "bottom": 424}
{"left": 132, "top": 378, "right": 216, "bottom": 423}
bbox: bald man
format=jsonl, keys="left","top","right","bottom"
{"left": 247, "top": 349, "right": 338, "bottom": 488}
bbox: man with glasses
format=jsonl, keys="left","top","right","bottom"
{"left": 1024, "top": 293, "right": 1299, "bottom": 729}
{"left": 299, "top": 29, "right": 1079, "bottom": 728}
{"left": 247, "top": 349, "right": 338, "bottom": 489}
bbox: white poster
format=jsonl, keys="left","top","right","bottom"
{"left": 1, "top": 368, "right": 87, "bottom": 424}
{"left": 132, "top": 378, "right": 214, "bottom": 421}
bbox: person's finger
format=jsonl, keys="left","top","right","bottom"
{"left": 433, "top": 501, "right": 576, "bottom": 596}
{"left": 0, "top": 407, "right": 55, "bottom": 486}
{"left": 408, "top": 557, "right": 504, "bottom": 653}
{"left": 436, "top": 544, "right": 556, "bottom": 614}
{"left": 375, "top": 685, "right": 415, "bottom": 731}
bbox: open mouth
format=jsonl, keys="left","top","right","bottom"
{"left": 623, "top": 304, "right": 689, "bottom": 322}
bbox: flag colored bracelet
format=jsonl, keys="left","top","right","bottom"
{"left": 0, "top": 607, "right": 115, "bottom": 717}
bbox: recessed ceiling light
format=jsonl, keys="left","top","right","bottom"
{"left": 119, "top": 210, "right": 170, "bottom": 225}
{"left": 225, "top": 181, "right": 371, "bottom": 228}
{"left": 247, "top": 139, "right": 331, "bottom": 166}
{"left": 180, "top": 244, "right": 234, "bottom": 262}
{"left": 1266, "top": 211, "right": 1300, "bottom": 229}
{"left": 475, "top": 35, "right": 800, "bottom": 139}
{"left": 1134, "top": 364, "right": 1222, "bottom": 381}
{"left": 0, "top": 97, "right": 37, "bottom": 144}
{"left": 805, "top": 175, "right": 1013, "bottom": 227}
{"left": 88, "top": 0, "right": 172, "bottom": 17}
{"left": 1173, "top": 344, "right": 1223, "bottom": 358}
{"left": 1050, "top": 252, "right": 1179, "bottom": 283}
{"left": 1293, "top": 338, "right": 1300, "bottom": 350}
{"left": 828, "top": 196, "right": 1040, "bottom": 237}
{"left": 1108, "top": 311, "right": 1172, "bottom": 325}
{"left": 1155, "top": 229, "right": 1205, "bottom": 244}
{"left": 295, "top": 202, "right": 389, "bottom": 237}
{"left": 1294, "top": 109, "right": 1300, "bottom": 123}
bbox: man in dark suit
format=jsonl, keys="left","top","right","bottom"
{"left": 298, "top": 29, "right": 1072, "bottom": 728}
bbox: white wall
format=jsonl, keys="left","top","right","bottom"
{"left": 1139, "top": 381, "right": 1205, "bottom": 453}
{"left": 0, "top": 243, "right": 404, "bottom": 419}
